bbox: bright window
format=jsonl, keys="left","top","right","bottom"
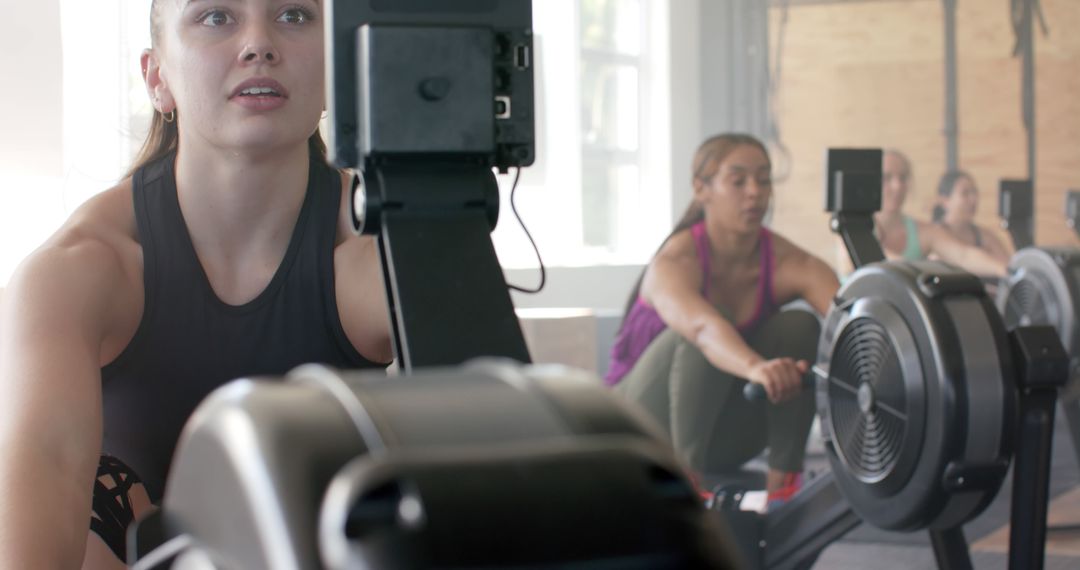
{"left": 59, "top": 1, "right": 153, "bottom": 207}
{"left": 0, "top": 3, "right": 153, "bottom": 286}
{"left": 493, "top": 0, "right": 670, "bottom": 268}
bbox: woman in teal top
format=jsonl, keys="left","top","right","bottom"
{"left": 839, "top": 150, "right": 1007, "bottom": 277}
{"left": 895, "top": 214, "right": 924, "bottom": 260}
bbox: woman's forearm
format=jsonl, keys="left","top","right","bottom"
{"left": 954, "top": 246, "right": 1007, "bottom": 277}
{"left": 0, "top": 436, "right": 93, "bottom": 569}
{"left": 690, "top": 316, "right": 764, "bottom": 378}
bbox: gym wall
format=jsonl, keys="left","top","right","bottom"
{"left": 769, "top": 0, "right": 1080, "bottom": 268}
{"left": 0, "top": 0, "right": 67, "bottom": 285}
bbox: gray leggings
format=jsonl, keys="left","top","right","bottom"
{"left": 615, "top": 310, "right": 819, "bottom": 476}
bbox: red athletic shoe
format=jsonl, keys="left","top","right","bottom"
{"left": 766, "top": 472, "right": 803, "bottom": 511}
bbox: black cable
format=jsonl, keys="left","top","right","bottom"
{"left": 504, "top": 167, "right": 546, "bottom": 294}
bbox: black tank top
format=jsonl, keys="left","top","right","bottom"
{"left": 101, "top": 151, "right": 385, "bottom": 502}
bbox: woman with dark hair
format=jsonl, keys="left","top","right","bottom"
{"left": 932, "top": 170, "right": 1013, "bottom": 264}
{"left": 605, "top": 133, "right": 840, "bottom": 506}
{"left": 0, "top": 1, "right": 393, "bottom": 568}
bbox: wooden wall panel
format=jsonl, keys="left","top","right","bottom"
{"left": 1034, "top": 0, "right": 1080, "bottom": 246}
{"left": 767, "top": 0, "right": 1080, "bottom": 268}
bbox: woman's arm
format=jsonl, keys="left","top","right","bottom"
{"left": 778, "top": 246, "right": 841, "bottom": 318}
{"left": 0, "top": 240, "right": 121, "bottom": 568}
{"left": 643, "top": 233, "right": 805, "bottom": 402}
{"left": 835, "top": 236, "right": 855, "bottom": 277}
{"left": 643, "top": 233, "right": 761, "bottom": 379}
{"left": 336, "top": 173, "right": 394, "bottom": 364}
{"left": 922, "top": 222, "right": 1008, "bottom": 277}
{"left": 980, "top": 225, "right": 1015, "bottom": 263}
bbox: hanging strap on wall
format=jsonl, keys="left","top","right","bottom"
{"left": 1010, "top": 0, "right": 1050, "bottom": 184}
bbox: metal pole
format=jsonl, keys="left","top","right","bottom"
{"left": 942, "top": 0, "right": 959, "bottom": 172}
{"left": 1020, "top": 0, "right": 1037, "bottom": 191}
{"left": 1008, "top": 383, "right": 1056, "bottom": 570}
{"left": 1007, "top": 325, "right": 1069, "bottom": 570}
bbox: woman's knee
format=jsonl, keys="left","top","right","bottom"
{"left": 754, "top": 310, "right": 822, "bottom": 361}
{"left": 619, "top": 328, "right": 719, "bottom": 401}
{"left": 616, "top": 328, "right": 683, "bottom": 395}
{"left": 668, "top": 330, "right": 724, "bottom": 381}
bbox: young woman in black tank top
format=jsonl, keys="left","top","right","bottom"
{"left": 0, "top": 1, "right": 393, "bottom": 568}
{"left": 932, "top": 170, "right": 1014, "bottom": 265}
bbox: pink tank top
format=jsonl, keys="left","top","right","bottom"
{"left": 604, "top": 222, "right": 777, "bottom": 386}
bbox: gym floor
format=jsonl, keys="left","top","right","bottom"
{"left": 810, "top": 411, "right": 1080, "bottom": 569}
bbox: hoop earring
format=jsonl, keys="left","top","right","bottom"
{"left": 163, "top": 110, "right": 175, "bottom": 123}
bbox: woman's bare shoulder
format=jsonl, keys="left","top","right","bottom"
{"left": 58, "top": 179, "right": 138, "bottom": 248}
{"left": 11, "top": 180, "right": 139, "bottom": 308}
{"left": 0, "top": 181, "right": 144, "bottom": 410}
{"left": 975, "top": 223, "right": 1009, "bottom": 244}
{"left": 644, "top": 229, "right": 703, "bottom": 301}
{"left": 768, "top": 230, "right": 812, "bottom": 263}
{"left": 655, "top": 227, "right": 697, "bottom": 261}
{"left": 769, "top": 230, "right": 837, "bottom": 277}
{"left": 329, "top": 170, "right": 393, "bottom": 363}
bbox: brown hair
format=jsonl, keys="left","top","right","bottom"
{"left": 125, "top": 0, "right": 326, "bottom": 178}
{"left": 616, "top": 133, "right": 770, "bottom": 326}
{"left": 932, "top": 170, "right": 974, "bottom": 222}
{"left": 882, "top": 148, "right": 913, "bottom": 185}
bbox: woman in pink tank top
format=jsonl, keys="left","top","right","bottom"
{"left": 606, "top": 134, "right": 839, "bottom": 505}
